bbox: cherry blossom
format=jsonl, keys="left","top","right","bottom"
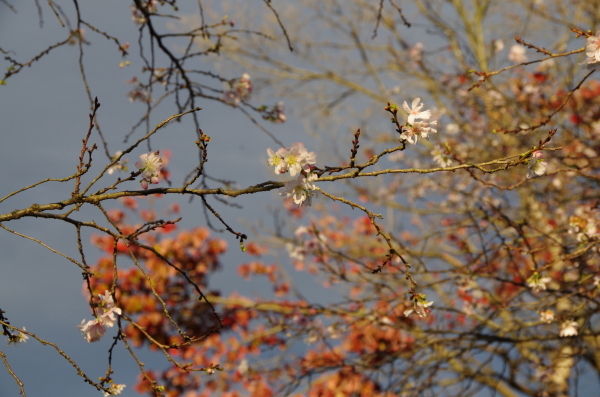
{"left": 508, "top": 44, "right": 527, "bottom": 63}
{"left": 400, "top": 120, "right": 437, "bottom": 144}
{"left": 107, "top": 151, "right": 128, "bottom": 175}
{"left": 223, "top": 73, "right": 253, "bottom": 105}
{"left": 279, "top": 173, "right": 318, "bottom": 206}
{"left": 559, "top": 319, "right": 578, "bottom": 337}
{"left": 78, "top": 318, "right": 107, "bottom": 343}
{"left": 267, "top": 147, "right": 289, "bottom": 175}
{"left": 526, "top": 272, "right": 552, "bottom": 292}
{"left": 586, "top": 30, "right": 600, "bottom": 65}
{"left": 97, "top": 291, "right": 122, "bottom": 327}
{"left": 431, "top": 145, "right": 452, "bottom": 167}
{"left": 404, "top": 293, "right": 433, "bottom": 318}
{"left": 135, "top": 151, "right": 163, "bottom": 189}
{"left": 403, "top": 98, "right": 431, "bottom": 124}
{"left": 262, "top": 102, "right": 287, "bottom": 123}
{"left": 282, "top": 142, "right": 317, "bottom": 177}
{"left": 103, "top": 383, "right": 126, "bottom": 397}
{"left": 526, "top": 151, "right": 547, "bottom": 179}
{"left": 6, "top": 326, "right": 29, "bottom": 346}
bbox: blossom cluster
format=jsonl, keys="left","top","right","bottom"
{"left": 267, "top": 142, "right": 318, "bottom": 206}
{"left": 585, "top": 30, "right": 600, "bottom": 69}
{"left": 135, "top": 151, "right": 163, "bottom": 189}
{"left": 78, "top": 291, "right": 122, "bottom": 343}
{"left": 568, "top": 205, "right": 599, "bottom": 244}
{"left": 131, "top": 0, "right": 158, "bottom": 25}
{"left": 223, "top": 73, "right": 253, "bottom": 106}
{"left": 286, "top": 225, "right": 328, "bottom": 262}
{"left": 400, "top": 98, "right": 437, "bottom": 144}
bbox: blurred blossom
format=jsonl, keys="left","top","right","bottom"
{"left": 431, "top": 145, "right": 452, "bottom": 168}
{"left": 127, "top": 87, "right": 151, "bottom": 103}
{"left": 493, "top": 39, "right": 504, "bottom": 53}
{"left": 262, "top": 102, "right": 286, "bottom": 123}
{"left": 446, "top": 123, "right": 459, "bottom": 135}
{"left": 526, "top": 272, "right": 551, "bottom": 292}
{"left": 508, "top": 44, "right": 527, "bottom": 63}
{"left": 559, "top": 319, "right": 578, "bottom": 337}
{"left": 404, "top": 293, "right": 433, "bottom": 318}
{"left": 68, "top": 28, "right": 86, "bottom": 46}
{"left": 408, "top": 42, "right": 423, "bottom": 63}
{"left": 107, "top": 151, "right": 128, "bottom": 175}
{"left": 585, "top": 30, "right": 600, "bottom": 68}
{"left": 131, "top": 0, "right": 158, "bottom": 25}
{"left": 223, "top": 73, "right": 252, "bottom": 106}
{"left": 539, "top": 310, "right": 554, "bottom": 323}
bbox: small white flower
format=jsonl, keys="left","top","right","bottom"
{"left": 559, "top": 319, "right": 578, "bottom": 337}
{"left": 107, "top": 151, "right": 128, "bottom": 175}
{"left": 526, "top": 272, "right": 551, "bottom": 292}
{"left": 404, "top": 293, "right": 433, "bottom": 318}
{"left": 400, "top": 120, "right": 437, "bottom": 144}
{"left": 103, "top": 383, "right": 126, "bottom": 396}
{"left": 403, "top": 98, "right": 431, "bottom": 124}
{"left": 7, "top": 327, "right": 29, "bottom": 346}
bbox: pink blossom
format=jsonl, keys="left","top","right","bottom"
{"left": 223, "top": 73, "right": 253, "bottom": 105}
{"left": 78, "top": 318, "right": 107, "bottom": 343}
{"left": 135, "top": 151, "right": 163, "bottom": 189}
{"left": 98, "top": 291, "right": 122, "bottom": 327}
{"left": 586, "top": 31, "right": 600, "bottom": 63}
